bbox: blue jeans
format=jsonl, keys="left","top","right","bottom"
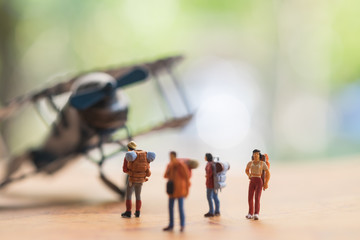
{"left": 168, "top": 198, "right": 185, "bottom": 227}
{"left": 207, "top": 188, "right": 220, "bottom": 214}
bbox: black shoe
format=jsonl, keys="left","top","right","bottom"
{"left": 163, "top": 226, "right": 173, "bottom": 231}
{"left": 121, "top": 211, "right": 131, "bottom": 218}
{"left": 180, "top": 226, "right": 185, "bottom": 232}
{"left": 134, "top": 211, "right": 140, "bottom": 218}
{"left": 204, "top": 212, "right": 215, "bottom": 217}
{"left": 215, "top": 212, "right": 221, "bottom": 216}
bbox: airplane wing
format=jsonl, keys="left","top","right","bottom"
{"left": 114, "top": 114, "right": 193, "bottom": 143}
{"left": 0, "top": 55, "right": 184, "bottom": 122}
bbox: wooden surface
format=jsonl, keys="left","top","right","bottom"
{"left": 0, "top": 157, "right": 359, "bottom": 240}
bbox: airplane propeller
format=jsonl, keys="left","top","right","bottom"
{"left": 70, "top": 68, "right": 148, "bottom": 110}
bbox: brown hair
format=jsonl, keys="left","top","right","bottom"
{"left": 205, "top": 153, "right": 213, "bottom": 162}
{"left": 252, "top": 149, "right": 261, "bottom": 160}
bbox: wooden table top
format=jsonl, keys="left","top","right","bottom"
{"left": 0, "top": 157, "right": 359, "bottom": 240}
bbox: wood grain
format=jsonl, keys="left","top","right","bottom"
{"left": 0, "top": 158, "right": 359, "bottom": 240}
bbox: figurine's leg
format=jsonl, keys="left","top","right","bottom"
{"left": 206, "top": 188, "right": 214, "bottom": 214}
{"left": 168, "top": 198, "right": 175, "bottom": 228}
{"left": 213, "top": 190, "right": 220, "bottom": 214}
{"left": 121, "top": 181, "right": 134, "bottom": 218}
{"left": 125, "top": 182, "right": 134, "bottom": 211}
{"left": 248, "top": 178, "right": 256, "bottom": 215}
{"left": 134, "top": 183, "right": 142, "bottom": 201}
{"left": 254, "top": 178, "right": 263, "bottom": 215}
{"left": 163, "top": 197, "right": 175, "bottom": 231}
{"left": 178, "top": 198, "right": 185, "bottom": 228}
{"left": 134, "top": 183, "right": 142, "bottom": 213}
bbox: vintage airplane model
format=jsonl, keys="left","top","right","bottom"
{"left": 0, "top": 55, "right": 192, "bottom": 198}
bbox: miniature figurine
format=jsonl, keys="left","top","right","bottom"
{"left": 121, "top": 141, "right": 156, "bottom": 218}
{"left": 204, "top": 153, "right": 219, "bottom": 217}
{"left": 204, "top": 153, "right": 230, "bottom": 217}
{"left": 245, "top": 149, "right": 270, "bottom": 220}
{"left": 163, "top": 151, "right": 195, "bottom": 232}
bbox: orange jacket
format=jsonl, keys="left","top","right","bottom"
{"left": 122, "top": 157, "right": 128, "bottom": 173}
{"left": 164, "top": 159, "right": 191, "bottom": 198}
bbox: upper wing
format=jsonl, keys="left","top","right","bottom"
{"left": 0, "top": 55, "right": 184, "bottom": 122}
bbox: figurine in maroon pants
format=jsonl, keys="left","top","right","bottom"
{"left": 245, "top": 149, "right": 270, "bottom": 220}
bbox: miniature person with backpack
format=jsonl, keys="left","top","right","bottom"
{"left": 204, "top": 153, "right": 220, "bottom": 217}
{"left": 204, "top": 153, "right": 230, "bottom": 217}
{"left": 121, "top": 141, "right": 156, "bottom": 218}
{"left": 163, "top": 151, "right": 196, "bottom": 232}
{"left": 245, "top": 149, "right": 270, "bottom": 220}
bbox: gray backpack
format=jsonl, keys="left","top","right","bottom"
{"left": 213, "top": 157, "right": 230, "bottom": 192}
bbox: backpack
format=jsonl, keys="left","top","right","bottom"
{"left": 261, "top": 154, "right": 270, "bottom": 183}
{"left": 126, "top": 150, "right": 155, "bottom": 183}
{"left": 182, "top": 159, "right": 199, "bottom": 170}
{"left": 178, "top": 158, "right": 199, "bottom": 178}
{"left": 213, "top": 157, "right": 230, "bottom": 192}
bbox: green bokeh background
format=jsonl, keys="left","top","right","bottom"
{"left": 1, "top": 0, "right": 360, "bottom": 161}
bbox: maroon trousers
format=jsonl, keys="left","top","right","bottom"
{"left": 248, "top": 177, "right": 263, "bottom": 215}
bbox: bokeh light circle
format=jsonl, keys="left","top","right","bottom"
{"left": 196, "top": 94, "right": 251, "bottom": 149}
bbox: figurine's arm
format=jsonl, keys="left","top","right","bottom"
{"left": 205, "top": 163, "right": 213, "bottom": 178}
{"left": 122, "top": 158, "right": 128, "bottom": 173}
{"left": 245, "top": 162, "right": 251, "bottom": 179}
{"left": 146, "top": 163, "right": 151, "bottom": 177}
{"left": 263, "top": 169, "right": 270, "bottom": 190}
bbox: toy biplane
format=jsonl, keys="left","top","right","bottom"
{"left": 0, "top": 55, "right": 192, "bottom": 198}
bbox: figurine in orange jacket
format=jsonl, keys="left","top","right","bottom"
{"left": 163, "top": 151, "right": 192, "bottom": 232}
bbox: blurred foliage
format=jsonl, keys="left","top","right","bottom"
{"left": 1, "top": 0, "right": 360, "bottom": 158}
{"left": 3, "top": 0, "right": 359, "bottom": 96}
